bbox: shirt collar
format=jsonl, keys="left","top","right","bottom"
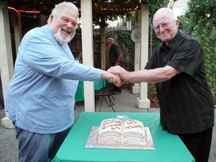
{"left": 166, "top": 30, "right": 182, "bottom": 50}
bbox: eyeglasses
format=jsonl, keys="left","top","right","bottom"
{"left": 153, "top": 20, "right": 176, "bottom": 31}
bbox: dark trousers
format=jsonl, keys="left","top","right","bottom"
{"left": 112, "top": 84, "right": 122, "bottom": 92}
{"left": 14, "top": 125, "right": 71, "bottom": 162}
{"left": 178, "top": 128, "right": 213, "bottom": 162}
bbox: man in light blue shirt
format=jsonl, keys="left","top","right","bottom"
{"left": 6, "top": 2, "right": 121, "bottom": 162}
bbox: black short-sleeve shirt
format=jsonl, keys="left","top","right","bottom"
{"left": 145, "top": 31, "right": 214, "bottom": 134}
{"left": 109, "top": 43, "right": 123, "bottom": 66}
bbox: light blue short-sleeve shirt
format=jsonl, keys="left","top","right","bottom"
{"left": 6, "top": 25, "right": 101, "bottom": 134}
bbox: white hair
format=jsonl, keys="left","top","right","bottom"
{"left": 153, "top": 7, "right": 177, "bottom": 23}
{"left": 47, "top": 1, "right": 79, "bottom": 24}
{"left": 106, "top": 38, "right": 114, "bottom": 43}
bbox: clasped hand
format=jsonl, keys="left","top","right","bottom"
{"left": 108, "top": 65, "right": 129, "bottom": 87}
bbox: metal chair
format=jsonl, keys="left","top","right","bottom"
{"left": 95, "top": 80, "right": 115, "bottom": 112}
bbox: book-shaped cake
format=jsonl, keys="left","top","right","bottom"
{"left": 97, "top": 118, "right": 147, "bottom": 147}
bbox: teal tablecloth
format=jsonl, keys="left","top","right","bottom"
{"left": 75, "top": 79, "right": 105, "bottom": 101}
{"left": 52, "top": 112, "right": 195, "bottom": 162}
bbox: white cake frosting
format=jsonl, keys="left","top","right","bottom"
{"left": 97, "top": 118, "right": 147, "bottom": 147}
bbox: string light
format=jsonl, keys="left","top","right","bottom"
{"left": 7, "top": 7, "right": 19, "bottom": 13}
{"left": 8, "top": 6, "right": 40, "bottom": 14}
{"left": 101, "top": 7, "right": 138, "bottom": 11}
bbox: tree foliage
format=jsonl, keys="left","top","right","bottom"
{"left": 179, "top": 0, "right": 216, "bottom": 92}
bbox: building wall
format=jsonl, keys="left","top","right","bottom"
{"left": 174, "top": 0, "right": 189, "bottom": 7}
{"left": 173, "top": 0, "right": 189, "bottom": 16}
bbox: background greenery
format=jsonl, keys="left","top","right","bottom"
{"left": 179, "top": 0, "right": 216, "bottom": 95}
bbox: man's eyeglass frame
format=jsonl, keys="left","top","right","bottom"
{"left": 152, "top": 20, "right": 176, "bottom": 31}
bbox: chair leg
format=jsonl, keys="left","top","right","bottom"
{"left": 98, "top": 96, "right": 116, "bottom": 112}
{"left": 103, "top": 94, "right": 114, "bottom": 106}
{"left": 108, "top": 96, "right": 116, "bottom": 112}
{"left": 107, "top": 95, "right": 114, "bottom": 105}
{"left": 103, "top": 97, "right": 110, "bottom": 107}
{"left": 110, "top": 98, "right": 114, "bottom": 106}
{"left": 99, "top": 97, "right": 104, "bottom": 112}
{"left": 111, "top": 94, "right": 115, "bottom": 100}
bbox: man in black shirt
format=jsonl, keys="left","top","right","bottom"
{"left": 106, "top": 38, "right": 123, "bottom": 94}
{"left": 108, "top": 8, "right": 214, "bottom": 162}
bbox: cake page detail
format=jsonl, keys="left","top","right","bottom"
{"left": 97, "top": 118, "right": 148, "bottom": 147}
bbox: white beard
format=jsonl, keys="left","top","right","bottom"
{"left": 54, "top": 28, "right": 75, "bottom": 45}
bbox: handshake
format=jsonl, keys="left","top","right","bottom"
{"left": 102, "top": 65, "right": 130, "bottom": 87}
